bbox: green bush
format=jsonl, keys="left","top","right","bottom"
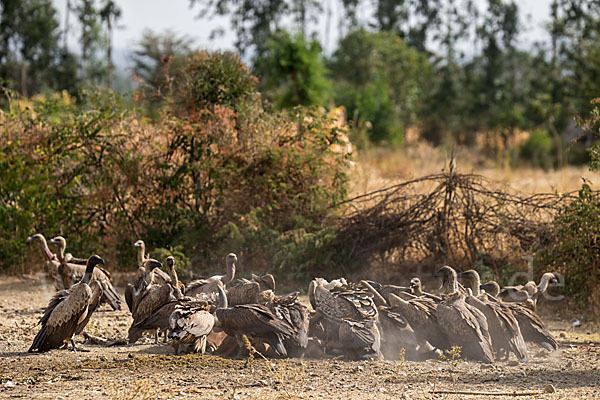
{"left": 519, "top": 129, "right": 554, "bottom": 169}
{"left": 536, "top": 183, "right": 600, "bottom": 309}
{"left": 0, "top": 51, "right": 351, "bottom": 283}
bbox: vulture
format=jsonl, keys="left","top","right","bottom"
{"left": 458, "top": 270, "right": 528, "bottom": 361}
{"left": 46, "top": 236, "right": 121, "bottom": 311}
{"left": 214, "top": 287, "right": 296, "bottom": 358}
{"left": 40, "top": 235, "right": 121, "bottom": 311}
{"left": 126, "top": 258, "right": 170, "bottom": 314}
{"left": 309, "top": 279, "right": 380, "bottom": 360}
{"left": 49, "top": 236, "right": 86, "bottom": 265}
{"left": 185, "top": 253, "right": 237, "bottom": 298}
{"left": 499, "top": 273, "right": 557, "bottom": 310}
{"left": 26, "top": 233, "right": 61, "bottom": 290}
{"left": 268, "top": 292, "right": 310, "bottom": 357}
{"left": 434, "top": 266, "right": 494, "bottom": 363}
{"left": 377, "top": 302, "right": 419, "bottom": 360}
{"left": 482, "top": 280, "right": 559, "bottom": 351}
{"left": 386, "top": 293, "right": 448, "bottom": 359}
{"left": 29, "top": 255, "right": 105, "bottom": 353}
{"left": 168, "top": 298, "right": 220, "bottom": 355}
{"left": 131, "top": 240, "right": 171, "bottom": 284}
{"left": 128, "top": 259, "right": 178, "bottom": 343}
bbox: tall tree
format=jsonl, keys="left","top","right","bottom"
{"left": 99, "top": 0, "right": 121, "bottom": 89}
{"left": 71, "top": 0, "right": 105, "bottom": 85}
{"left": 255, "top": 30, "right": 330, "bottom": 108}
{"left": 189, "top": 0, "right": 322, "bottom": 59}
{"left": 0, "top": 0, "right": 74, "bottom": 95}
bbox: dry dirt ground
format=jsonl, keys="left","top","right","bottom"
{"left": 0, "top": 275, "right": 599, "bottom": 400}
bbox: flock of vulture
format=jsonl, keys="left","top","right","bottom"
{"left": 25, "top": 233, "right": 559, "bottom": 363}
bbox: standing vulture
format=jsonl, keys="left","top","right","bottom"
{"left": 29, "top": 255, "right": 105, "bottom": 353}
{"left": 458, "top": 270, "right": 528, "bottom": 361}
{"left": 185, "top": 253, "right": 237, "bottom": 297}
{"left": 47, "top": 236, "right": 121, "bottom": 311}
{"left": 434, "top": 266, "right": 494, "bottom": 363}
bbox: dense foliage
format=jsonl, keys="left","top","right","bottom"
{"left": 0, "top": 52, "right": 351, "bottom": 279}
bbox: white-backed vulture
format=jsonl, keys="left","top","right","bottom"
{"left": 185, "top": 253, "right": 237, "bottom": 297}
{"left": 47, "top": 236, "right": 121, "bottom": 311}
{"left": 29, "top": 255, "right": 105, "bottom": 353}
{"left": 458, "top": 270, "right": 528, "bottom": 361}
{"left": 483, "top": 280, "right": 559, "bottom": 351}
{"left": 309, "top": 279, "right": 380, "bottom": 360}
{"left": 214, "top": 287, "right": 295, "bottom": 358}
{"left": 434, "top": 266, "right": 494, "bottom": 363}
{"left": 268, "top": 292, "right": 310, "bottom": 358}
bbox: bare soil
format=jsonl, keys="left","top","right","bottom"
{"left": 0, "top": 275, "right": 599, "bottom": 399}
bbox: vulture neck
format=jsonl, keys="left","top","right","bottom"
{"left": 56, "top": 240, "right": 66, "bottom": 263}
{"left": 82, "top": 263, "right": 95, "bottom": 284}
{"left": 168, "top": 267, "right": 183, "bottom": 300}
{"left": 537, "top": 274, "right": 553, "bottom": 294}
{"left": 137, "top": 244, "right": 146, "bottom": 268}
{"left": 217, "top": 285, "right": 228, "bottom": 309}
{"left": 40, "top": 237, "right": 55, "bottom": 261}
{"left": 220, "top": 260, "right": 236, "bottom": 285}
{"left": 412, "top": 282, "right": 423, "bottom": 296}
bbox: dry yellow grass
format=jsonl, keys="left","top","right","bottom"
{"left": 349, "top": 141, "right": 594, "bottom": 197}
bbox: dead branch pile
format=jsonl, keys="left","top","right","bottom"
{"left": 336, "top": 164, "right": 578, "bottom": 278}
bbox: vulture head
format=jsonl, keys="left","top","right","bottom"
{"left": 166, "top": 256, "right": 175, "bottom": 270}
{"left": 142, "top": 259, "right": 163, "bottom": 270}
{"left": 27, "top": 233, "right": 55, "bottom": 261}
{"left": 434, "top": 265, "right": 458, "bottom": 293}
{"left": 480, "top": 281, "right": 500, "bottom": 297}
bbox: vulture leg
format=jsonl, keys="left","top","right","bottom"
{"left": 70, "top": 339, "right": 89, "bottom": 352}
{"left": 154, "top": 329, "right": 160, "bottom": 344}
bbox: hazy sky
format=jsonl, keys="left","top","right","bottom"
{"left": 52, "top": 0, "right": 554, "bottom": 64}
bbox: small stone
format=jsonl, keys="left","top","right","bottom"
{"left": 507, "top": 360, "right": 519, "bottom": 366}
{"left": 559, "top": 332, "right": 567, "bottom": 338}
{"left": 544, "top": 384, "right": 556, "bottom": 393}
{"left": 4, "top": 380, "right": 15, "bottom": 388}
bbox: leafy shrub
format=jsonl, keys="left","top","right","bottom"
{"left": 519, "top": 129, "right": 554, "bottom": 169}
{"left": 536, "top": 183, "right": 600, "bottom": 310}
{"left": 0, "top": 51, "right": 351, "bottom": 283}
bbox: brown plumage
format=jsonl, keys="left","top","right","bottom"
{"left": 45, "top": 236, "right": 121, "bottom": 311}
{"left": 459, "top": 270, "right": 528, "bottom": 361}
{"left": 214, "top": 288, "right": 295, "bottom": 358}
{"left": 377, "top": 305, "right": 419, "bottom": 360}
{"left": 309, "top": 279, "right": 380, "bottom": 360}
{"left": 128, "top": 260, "right": 179, "bottom": 343}
{"left": 387, "top": 293, "right": 449, "bottom": 356}
{"left": 27, "top": 233, "right": 61, "bottom": 290}
{"left": 506, "top": 302, "right": 559, "bottom": 351}
{"left": 126, "top": 258, "right": 166, "bottom": 314}
{"left": 226, "top": 280, "right": 260, "bottom": 306}
{"left": 29, "top": 255, "right": 105, "bottom": 353}
{"left": 185, "top": 253, "right": 237, "bottom": 297}
{"left": 268, "top": 292, "right": 310, "bottom": 357}
{"left": 480, "top": 280, "right": 558, "bottom": 351}
{"left": 252, "top": 273, "right": 275, "bottom": 291}
{"left": 434, "top": 266, "right": 494, "bottom": 363}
